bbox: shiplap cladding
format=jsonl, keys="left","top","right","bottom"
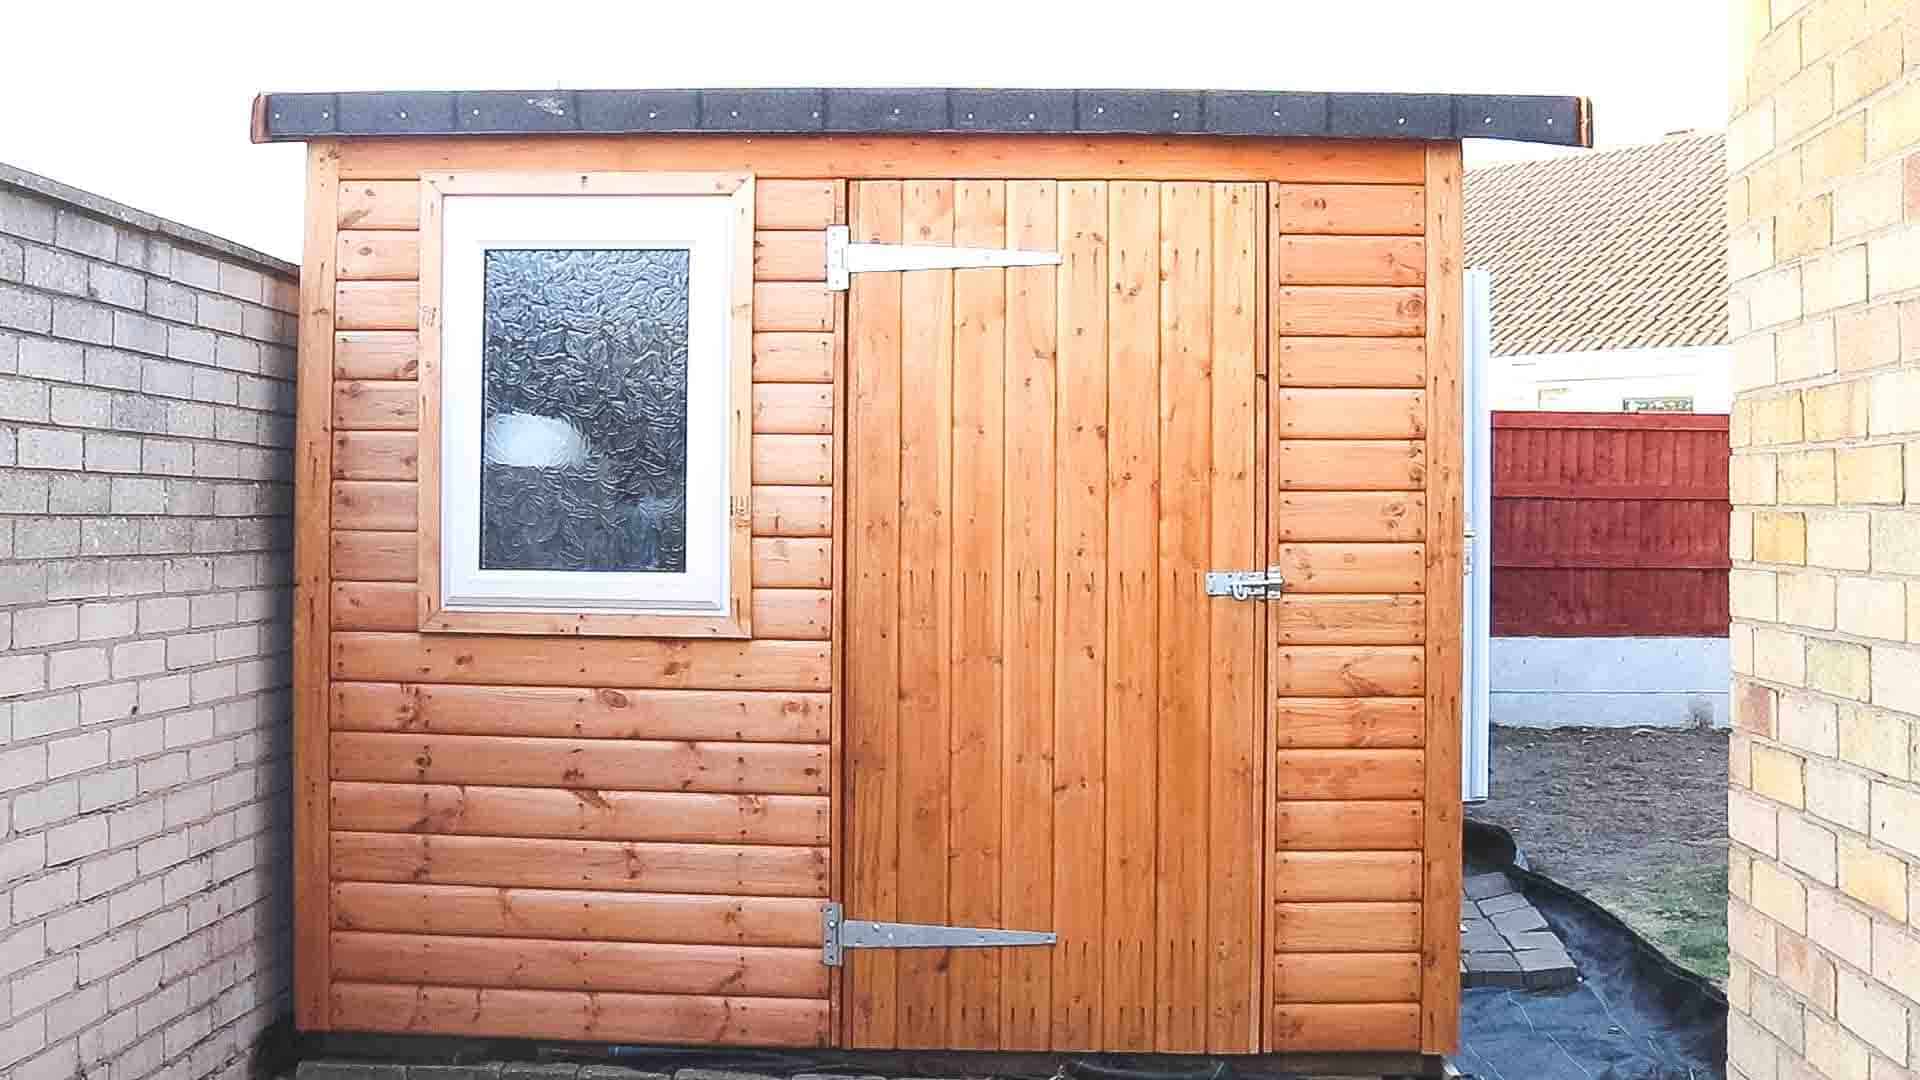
{"left": 315, "top": 171, "right": 841, "bottom": 1046}
{"left": 287, "top": 134, "right": 1465, "bottom": 1059}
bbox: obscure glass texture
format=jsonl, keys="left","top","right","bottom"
{"left": 479, "top": 248, "right": 691, "bottom": 573}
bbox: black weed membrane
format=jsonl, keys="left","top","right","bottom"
{"left": 1460, "top": 820, "right": 1729, "bottom": 1080}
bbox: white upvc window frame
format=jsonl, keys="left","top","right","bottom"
{"left": 415, "top": 172, "right": 755, "bottom": 638}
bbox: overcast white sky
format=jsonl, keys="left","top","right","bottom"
{"left": 0, "top": 1, "right": 1726, "bottom": 262}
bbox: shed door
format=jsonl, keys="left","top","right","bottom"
{"left": 843, "top": 179, "right": 1266, "bottom": 1052}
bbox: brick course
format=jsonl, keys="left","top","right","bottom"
{"left": 0, "top": 167, "right": 294, "bottom": 1080}
{"left": 1733, "top": 3, "right": 1920, "bottom": 1078}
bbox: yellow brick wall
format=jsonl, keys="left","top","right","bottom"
{"left": 1730, "top": 3, "right": 1920, "bottom": 1078}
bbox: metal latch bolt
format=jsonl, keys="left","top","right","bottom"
{"left": 1203, "top": 568, "right": 1286, "bottom": 600}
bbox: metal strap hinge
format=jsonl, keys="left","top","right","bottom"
{"left": 1204, "top": 568, "right": 1286, "bottom": 600}
{"left": 821, "top": 902, "right": 1057, "bottom": 967}
{"left": 824, "top": 224, "right": 1062, "bottom": 290}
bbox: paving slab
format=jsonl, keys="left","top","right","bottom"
{"left": 1490, "top": 905, "right": 1549, "bottom": 936}
{"left": 1477, "top": 892, "right": 1531, "bottom": 917}
{"left": 1503, "top": 929, "right": 1565, "bottom": 951}
{"left": 1461, "top": 876, "right": 1579, "bottom": 989}
{"left": 1464, "top": 871, "right": 1515, "bottom": 900}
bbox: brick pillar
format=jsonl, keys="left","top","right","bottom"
{"left": 1728, "top": 2, "right": 1920, "bottom": 1078}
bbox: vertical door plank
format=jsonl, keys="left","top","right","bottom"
{"left": 1154, "top": 182, "right": 1212, "bottom": 1054}
{"left": 896, "top": 180, "right": 956, "bottom": 1048}
{"left": 1207, "top": 182, "right": 1264, "bottom": 1053}
{"left": 949, "top": 181, "right": 1007, "bottom": 1049}
{"left": 1003, "top": 180, "right": 1059, "bottom": 1051}
{"left": 1053, "top": 181, "right": 1110, "bottom": 1049}
{"left": 1104, "top": 180, "right": 1160, "bottom": 1051}
{"left": 1420, "top": 145, "right": 1465, "bottom": 1055}
{"left": 846, "top": 182, "right": 904, "bottom": 1049}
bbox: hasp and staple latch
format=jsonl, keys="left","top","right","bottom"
{"left": 823, "top": 224, "right": 1063, "bottom": 290}
{"left": 1204, "top": 568, "right": 1287, "bottom": 600}
{"left": 820, "top": 902, "right": 1058, "bottom": 967}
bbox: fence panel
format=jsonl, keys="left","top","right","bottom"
{"left": 1491, "top": 411, "right": 1729, "bottom": 637}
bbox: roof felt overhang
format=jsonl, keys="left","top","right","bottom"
{"left": 250, "top": 88, "right": 1592, "bottom": 146}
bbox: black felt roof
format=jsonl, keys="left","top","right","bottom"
{"left": 251, "top": 88, "right": 1591, "bottom": 146}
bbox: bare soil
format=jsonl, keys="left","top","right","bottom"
{"left": 1471, "top": 725, "right": 1730, "bottom": 982}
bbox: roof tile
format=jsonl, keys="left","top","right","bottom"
{"left": 1465, "top": 132, "right": 1726, "bottom": 356}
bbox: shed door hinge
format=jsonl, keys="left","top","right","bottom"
{"left": 824, "top": 224, "right": 1062, "bottom": 290}
{"left": 821, "top": 902, "right": 1057, "bottom": 967}
{"left": 1204, "top": 568, "right": 1287, "bottom": 600}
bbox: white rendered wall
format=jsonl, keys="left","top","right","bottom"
{"left": 1490, "top": 636, "right": 1731, "bottom": 729}
{"left": 1492, "top": 344, "right": 1732, "bottom": 412}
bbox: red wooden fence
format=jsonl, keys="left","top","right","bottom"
{"left": 1491, "top": 411, "right": 1730, "bottom": 637}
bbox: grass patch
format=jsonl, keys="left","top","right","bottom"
{"left": 1589, "top": 859, "right": 1729, "bottom": 984}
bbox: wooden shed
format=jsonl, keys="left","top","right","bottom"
{"left": 253, "top": 87, "right": 1591, "bottom": 1070}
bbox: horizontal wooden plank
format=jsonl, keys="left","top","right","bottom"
{"left": 753, "top": 384, "right": 834, "bottom": 434}
{"left": 338, "top": 230, "right": 421, "bottom": 280}
{"left": 753, "top": 231, "right": 826, "bottom": 282}
{"left": 1273, "top": 698, "right": 1425, "bottom": 748}
{"left": 338, "top": 181, "right": 421, "bottom": 230}
{"left": 332, "top": 931, "right": 826, "bottom": 998}
{"left": 1277, "top": 440, "right": 1424, "bottom": 490}
{"left": 333, "top": 531, "right": 417, "bottom": 582}
{"left": 753, "top": 434, "right": 833, "bottom": 485}
{"left": 337, "top": 281, "right": 420, "bottom": 331}
{"left": 1269, "top": 1003, "right": 1421, "bottom": 1050}
{"left": 333, "top": 582, "right": 416, "bottom": 630}
{"left": 1274, "top": 646, "right": 1424, "bottom": 697}
{"left": 331, "top": 682, "right": 831, "bottom": 742}
{"left": 330, "top": 982, "right": 830, "bottom": 1046}
{"left": 1275, "top": 337, "right": 1424, "bottom": 388}
{"left": 1274, "top": 184, "right": 1424, "bottom": 235}
{"left": 1274, "top": 800, "right": 1423, "bottom": 850}
{"left": 1277, "top": 389, "right": 1424, "bottom": 439}
{"left": 1274, "top": 748, "right": 1425, "bottom": 801}
{"left": 332, "top": 633, "right": 831, "bottom": 691}
{"left": 1276, "top": 236, "right": 1424, "bottom": 285}
{"left": 343, "top": 177, "right": 833, "bottom": 232}
{"left": 753, "top": 332, "right": 835, "bottom": 383}
{"left": 754, "top": 283, "right": 834, "bottom": 332}
{"left": 335, "top": 331, "right": 419, "bottom": 380}
{"left": 330, "top": 732, "right": 829, "bottom": 795}
{"left": 1272, "top": 953, "right": 1422, "bottom": 1004}
{"left": 751, "top": 486, "right": 832, "bottom": 537}
{"left": 1275, "top": 492, "right": 1423, "bottom": 542}
{"left": 1277, "top": 286, "right": 1424, "bottom": 337}
{"left": 331, "top": 882, "right": 826, "bottom": 946}
{"left": 1496, "top": 410, "right": 1731, "bottom": 432}
{"left": 752, "top": 538, "right": 831, "bottom": 588}
{"left": 758, "top": 180, "right": 839, "bottom": 230}
{"left": 1494, "top": 567, "right": 1730, "bottom": 638}
{"left": 333, "top": 380, "right": 419, "bottom": 430}
{"left": 337, "top": 179, "right": 839, "bottom": 233}
{"left": 1494, "top": 482, "right": 1736, "bottom": 502}
{"left": 1272, "top": 902, "right": 1422, "bottom": 952}
{"left": 1273, "top": 595, "right": 1424, "bottom": 645}
{"left": 333, "top": 431, "right": 418, "bottom": 480}
{"left": 332, "top": 832, "right": 829, "bottom": 897}
{"left": 1271, "top": 852, "right": 1422, "bottom": 902}
{"left": 338, "top": 136, "right": 1427, "bottom": 184}
{"left": 752, "top": 588, "right": 831, "bottom": 640}
{"left": 331, "top": 481, "right": 417, "bottom": 532}
{"left": 331, "top": 782, "right": 828, "bottom": 845}
{"left": 1274, "top": 544, "right": 1424, "bottom": 594}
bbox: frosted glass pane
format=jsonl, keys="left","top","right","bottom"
{"left": 478, "top": 248, "right": 690, "bottom": 572}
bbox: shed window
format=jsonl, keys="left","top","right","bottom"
{"left": 478, "top": 248, "right": 692, "bottom": 574}
{"left": 418, "top": 174, "right": 755, "bottom": 636}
